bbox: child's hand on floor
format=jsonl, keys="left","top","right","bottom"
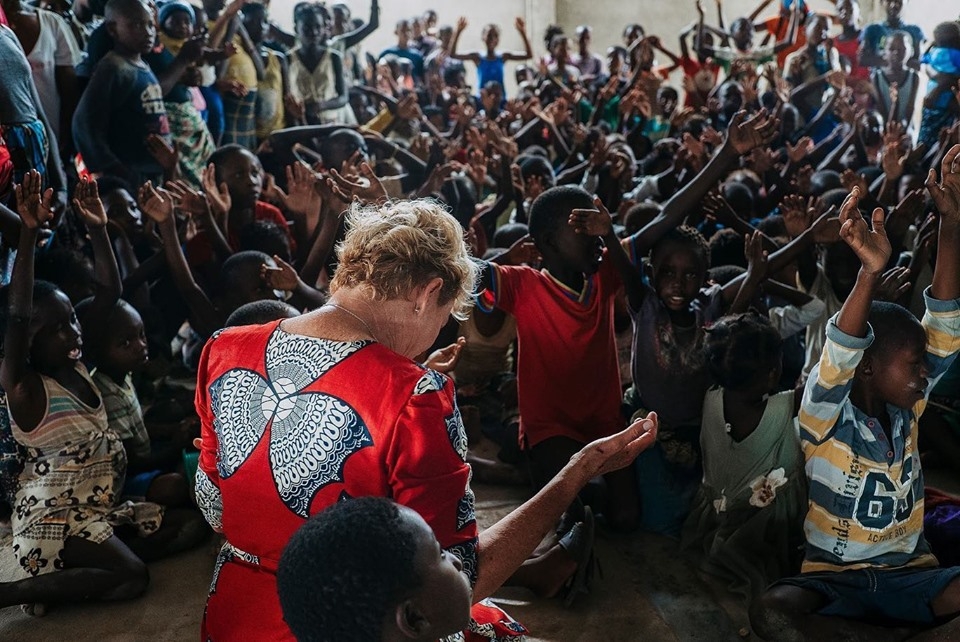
{"left": 138, "top": 182, "right": 175, "bottom": 224}
{"left": 569, "top": 197, "right": 613, "bottom": 237}
{"left": 926, "top": 144, "right": 960, "bottom": 224}
{"left": 14, "top": 169, "right": 54, "bottom": 230}
{"left": 71, "top": 176, "right": 108, "bottom": 228}
{"left": 838, "top": 187, "right": 891, "bottom": 275}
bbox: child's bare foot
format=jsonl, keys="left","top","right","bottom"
{"left": 21, "top": 603, "right": 47, "bottom": 617}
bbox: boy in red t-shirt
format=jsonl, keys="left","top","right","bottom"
{"left": 477, "top": 185, "right": 637, "bottom": 530}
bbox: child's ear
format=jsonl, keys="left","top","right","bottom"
{"left": 395, "top": 600, "right": 429, "bottom": 640}
{"left": 643, "top": 261, "right": 654, "bottom": 282}
{"left": 856, "top": 355, "right": 875, "bottom": 380}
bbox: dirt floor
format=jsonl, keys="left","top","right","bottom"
{"left": 1, "top": 471, "right": 957, "bottom": 641}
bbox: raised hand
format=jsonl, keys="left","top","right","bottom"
{"left": 840, "top": 168, "right": 869, "bottom": 195}
{"left": 166, "top": 180, "right": 210, "bottom": 217}
{"left": 424, "top": 337, "right": 467, "bottom": 374}
{"left": 395, "top": 93, "right": 422, "bottom": 121}
{"left": 875, "top": 266, "right": 912, "bottom": 302}
{"left": 781, "top": 194, "right": 818, "bottom": 239}
{"left": 838, "top": 187, "right": 890, "bottom": 274}
{"left": 456, "top": 16, "right": 467, "bottom": 33}
{"left": 283, "top": 162, "right": 323, "bottom": 218}
{"left": 925, "top": 144, "right": 960, "bottom": 225}
{"left": 509, "top": 163, "right": 525, "bottom": 200}
{"left": 726, "top": 109, "right": 779, "bottom": 155}
{"left": 514, "top": 16, "right": 526, "bottom": 33}
{"left": 886, "top": 188, "right": 925, "bottom": 240}
{"left": 147, "top": 134, "right": 180, "bottom": 176}
{"left": 700, "top": 125, "right": 723, "bottom": 147}
{"left": 201, "top": 163, "right": 231, "bottom": 220}
{"left": 786, "top": 136, "right": 814, "bottom": 164}
{"left": 499, "top": 234, "right": 541, "bottom": 266}
{"left": 328, "top": 162, "right": 388, "bottom": 204}
{"left": 569, "top": 196, "right": 613, "bottom": 237}
{"left": 260, "top": 255, "right": 300, "bottom": 292}
{"left": 743, "top": 230, "right": 768, "bottom": 281}
{"left": 702, "top": 191, "right": 740, "bottom": 227}
{"left": 880, "top": 140, "right": 910, "bottom": 181}
{"left": 138, "top": 181, "right": 175, "bottom": 224}
{"left": 71, "top": 176, "right": 108, "bottom": 228}
{"left": 14, "top": 169, "right": 54, "bottom": 230}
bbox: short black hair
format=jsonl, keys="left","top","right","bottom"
{"left": 34, "top": 248, "right": 95, "bottom": 302}
{"left": 867, "top": 301, "right": 925, "bottom": 357}
{"left": 810, "top": 170, "right": 843, "bottom": 197}
{"left": 708, "top": 264, "right": 746, "bottom": 286}
{"left": 277, "top": 497, "right": 421, "bottom": 642}
{"left": 239, "top": 220, "right": 292, "bottom": 262}
{"left": 220, "top": 250, "right": 272, "bottom": 293}
{"left": 528, "top": 185, "right": 593, "bottom": 246}
{"left": 492, "top": 223, "right": 529, "bottom": 249}
{"left": 650, "top": 225, "right": 710, "bottom": 268}
{"left": 95, "top": 175, "right": 134, "bottom": 198}
{"left": 105, "top": 0, "right": 148, "bottom": 21}
{"left": 207, "top": 144, "right": 251, "bottom": 182}
{"left": 708, "top": 227, "right": 747, "bottom": 269}
{"left": 705, "top": 312, "right": 783, "bottom": 391}
{"left": 225, "top": 300, "right": 300, "bottom": 327}
{"left": 0, "top": 280, "right": 60, "bottom": 348}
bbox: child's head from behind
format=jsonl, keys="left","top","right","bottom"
{"left": 933, "top": 21, "right": 960, "bottom": 50}
{"left": 706, "top": 312, "right": 783, "bottom": 393}
{"left": 239, "top": 220, "right": 293, "bottom": 264}
{"left": 105, "top": 0, "right": 156, "bottom": 55}
{"left": 278, "top": 497, "right": 471, "bottom": 642}
{"left": 492, "top": 223, "right": 529, "bottom": 249}
{"left": 225, "top": 299, "right": 300, "bottom": 327}
{"left": 209, "top": 145, "right": 264, "bottom": 209}
{"left": 35, "top": 248, "right": 95, "bottom": 305}
{"left": 649, "top": 226, "right": 710, "bottom": 313}
{"left": 623, "top": 202, "right": 659, "bottom": 236}
{"left": 76, "top": 299, "right": 147, "bottom": 376}
{"left": 858, "top": 302, "right": 928, "bottom": 410}
{"left": 0, "top": 281, "right": 82, "bottom": 373}
{"left": 528, "top": 186, "right": 603, "bottom": 275}
{"left": 219, "top": 250, "right": 280, "bottom": 312}
{"left": 158, "top": 1, "right": 195, "bottom": 40}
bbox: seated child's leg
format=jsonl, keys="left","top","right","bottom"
{"left": 145, "top": 472, "right": 190, "bottom": 508}
{"left": 932, "top": 576, "right": 960, "bottom": 620}
{"left": 0, "top": 535, "right": 148, "bottom": 607}
{"left": 120, "top": 507, "right": 209, "bottom": 563}
{"left": 634, "top": 443, "right": 700, "bottom": 537}
{"left": 530, "top": 436, "right": 586, "bottom": 525}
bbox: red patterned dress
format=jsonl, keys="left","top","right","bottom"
{"left": 195, "top": 320, "right": 524, "bottom": 641}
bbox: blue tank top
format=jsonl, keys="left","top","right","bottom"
{"left": 477, "top": 54, "right": 505, "bottom": 90}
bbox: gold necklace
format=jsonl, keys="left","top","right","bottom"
{"left": 324, "top": 303, "right": 378, "bottom": 343}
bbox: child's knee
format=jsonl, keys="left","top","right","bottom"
{"left": 106, "top": 558, "right": 150, "bottom": 601}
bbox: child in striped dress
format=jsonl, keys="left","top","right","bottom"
{"left": 751, "top": 148, "right": 960, "bottom": 639}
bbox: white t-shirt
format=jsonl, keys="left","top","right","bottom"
{"left": 26, "top": 9, "right": 81, "bottom": 139}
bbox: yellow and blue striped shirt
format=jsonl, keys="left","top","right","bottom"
{"left": 798, "top": 288, "right": 960, "bottom": 573}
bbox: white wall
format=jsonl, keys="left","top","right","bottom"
{"left": 267, "top": 0, "right": 958, "bottom": 90}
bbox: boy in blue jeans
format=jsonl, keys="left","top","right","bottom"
{"left": 751, "top": 147, "right": 960, "bottom": 640}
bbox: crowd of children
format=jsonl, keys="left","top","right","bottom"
{"left": 2, "top": 0, "right": 960, "bottom": 638}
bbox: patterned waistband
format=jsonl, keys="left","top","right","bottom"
{"left": 220, "top": 540, "right": 275, "bottom": 573}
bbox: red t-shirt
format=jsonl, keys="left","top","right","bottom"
{"left": 484, "top": 256, "right": 624, "bottom": 447}
{"left": 763, "top": 14, "right": 806, "bottom": 68}
{"left": 834, "top": 35, "right": 870, "bottom": 82}
{"left": 186, "top": 201, "right": 296, "bottom": 266}
{"left": 680, "top": 56, "right": 721, "bottom": 107}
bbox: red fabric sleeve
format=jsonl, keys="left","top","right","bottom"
{"left": 195, "top": 333, "right": 221, "bottom": 486}
{"left": 382, "top": 378, "right": 478, "bottom": 580}
{"left": 488, "top": 264, "right": 533, "bottom": 315}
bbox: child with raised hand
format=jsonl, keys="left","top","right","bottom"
{"left": 450, "top": 16, "right": 533, "bottom": 98}
{"left": 0, "top": 171, "right": 158, "bottom": 611}
{"left": 681, "top": 312, "right": 806, "bottom": 603}
{"left": 752, "top": 148, "right": 960, "bottom": 640}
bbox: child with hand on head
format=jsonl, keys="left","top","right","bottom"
{"left": 0, "top": 172, "right": 164, "bottom": 612}
{"left": 479, "top": 185, "right": 643, "bottom": 534}
{"left": 681, "top": 312, "right": 807, "bottom": 602}
{"left": 752, "top": 147, "right": 960, "bottom": 640}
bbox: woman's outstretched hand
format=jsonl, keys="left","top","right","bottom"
{"left": 570, "top": 413, "right": 659, "bottom": 481}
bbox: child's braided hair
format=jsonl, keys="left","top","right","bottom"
{"left": 705, "top": 312, "right": 783, "bottom": 391}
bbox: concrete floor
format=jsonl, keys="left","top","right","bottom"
{"left": 0, "top": 479, "right": 750, "bottom": 642}
{"left": 2, "top": 471, "right": 957, "bottom": 641}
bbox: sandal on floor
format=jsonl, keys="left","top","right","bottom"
{"left": 559, "top": 506, "right": 595, "bottom": 609}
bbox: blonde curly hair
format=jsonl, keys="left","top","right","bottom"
{"left": 330, "top": 200, "right": 478, "bottom": 320}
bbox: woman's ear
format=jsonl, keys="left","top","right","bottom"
{"left": 395, "top": 600, "right": 429, "bottom": 640}
{"left": 413, "top": 277, "right": 445, "bottom": 313}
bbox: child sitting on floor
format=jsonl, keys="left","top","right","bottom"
{"left": 77, "top": 298, "right": 194, "bottom": 508}
{"left": 682, "top": 312, "right": 806, "bottom": 603}
{"left": 751, "top": 151, "right": 960, "bottom": 639}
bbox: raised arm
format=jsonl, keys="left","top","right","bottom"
{"left": 927, "top": 145, "right": 960, "bottom": 302}
{"left": 503, "top": 17, "right": 534, "bottom": 61}
{"left": 139, "top": 182, "right": 223, "bottom": 337}
{"left": 337, "top": 0, "right": 380, "bottom": 49}
{"left": 1, "top": 171, "right": 55, "bottom": 431}
{"left": 625, "top": 109, "right": 779, "bottom": 258}
{"left": 835, "top": 187, "right": 890, "bottom": 337}
{"left": 72, "top": 178, "right": 122, "bottom": 313}
{"left": 449, "top": 17, "right": 481, "bottom": 63}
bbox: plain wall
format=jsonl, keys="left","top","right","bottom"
{"left": 266, "top": 0, "right": 957, "bottom": 93}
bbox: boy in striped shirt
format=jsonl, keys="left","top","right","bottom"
{"left": 752, "top": 147, "right": 960, "bottom": 640}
